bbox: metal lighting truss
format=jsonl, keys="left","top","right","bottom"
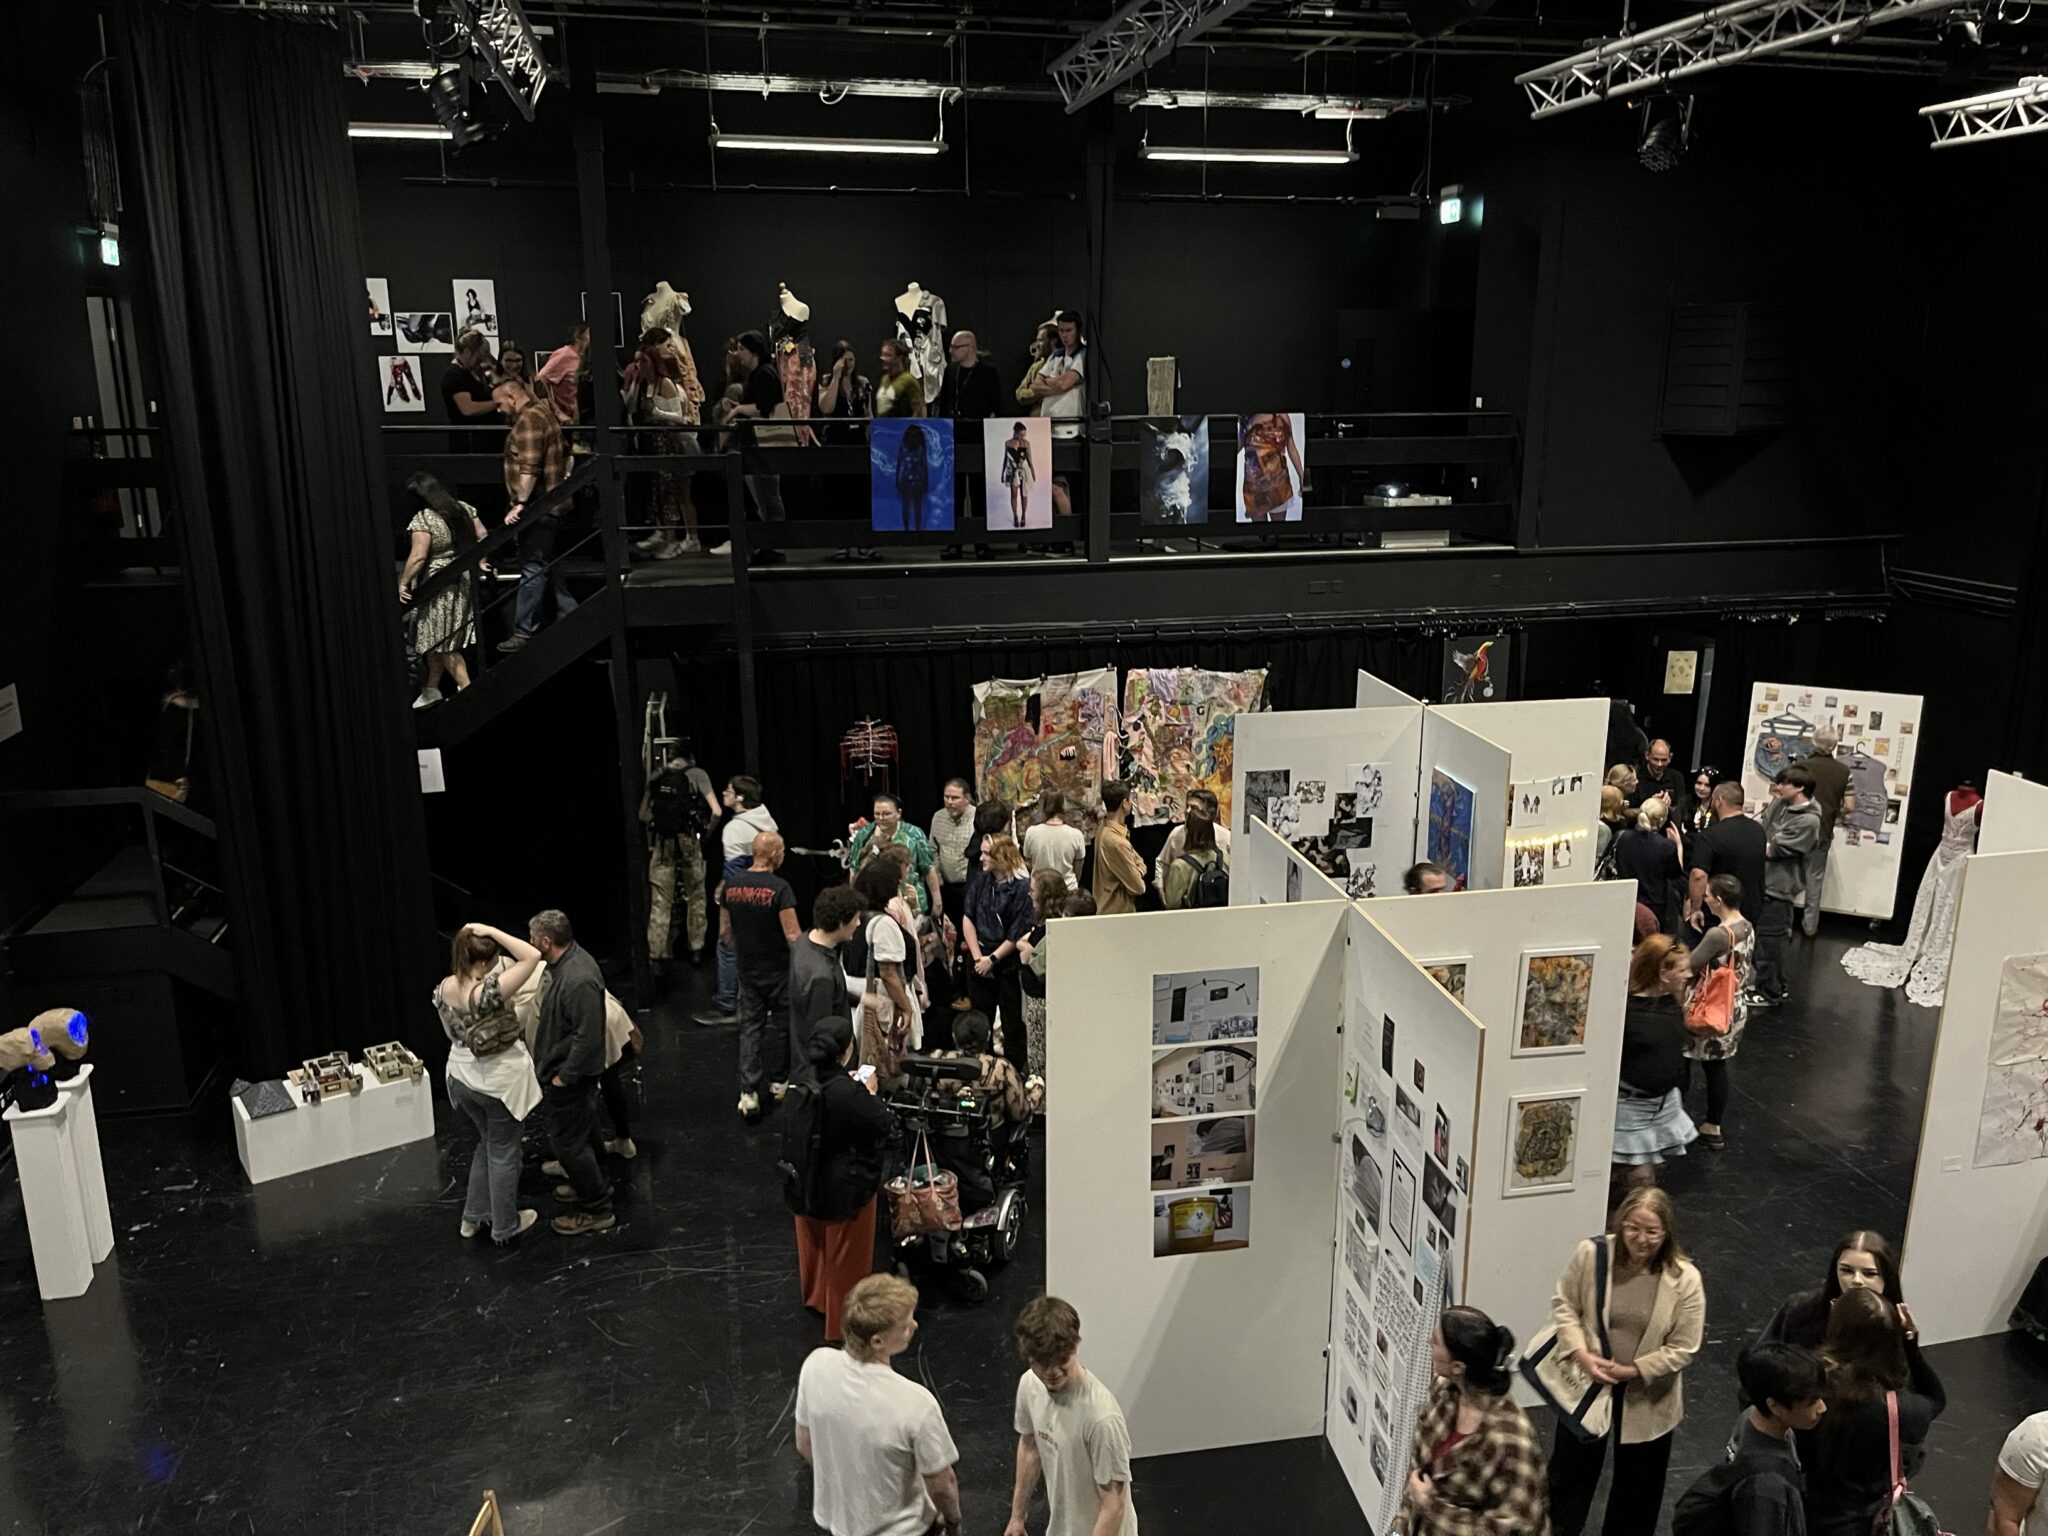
{"left": 1514, "top": 0, "right": 1968, "bottom": 117}
{"left": 1048, "top": 0, "right": 1260, "bottom": 113}
{"left": 1920, "top": 75, "right": 2048, "bottom": 145}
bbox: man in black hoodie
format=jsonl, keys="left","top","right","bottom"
{"left": 1672, "top": 1343, "right": 1826, "bottom": 1536}
{"left": 529, "top": 909, "right": 616, "bottom": 1236}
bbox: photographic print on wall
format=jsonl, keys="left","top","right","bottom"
{"left": 1153, "top": 1184, "right": 1253, "bottom": 1256}
{"left": 1243, "top": 769, "right": 1290, "bottom": 835}
{"left": 984, "top": 416, "right": 1053, "bottom": 531}
{"left": 1152, "top": 967, "right": 1260, "bottom": 1045}
{"left": 451, "top": 278, "right": 499, "bottom": 338}
{"left": 1420, "top": 958, "right": 1469, "bottom": 1006}
{"left": 380, "top": 356, "right": 426, "bottom": 413}
{"left": 367, "top": 278, "right": 393, "bottom": 337}
{"left": 1387, "top": 1150, "right": 1417, "bottom": 1253}
{"left": 394, "top": 312, "right": 454, "bottom": 353}
{"left": 1427, "top": 769, "right": 1475, "bottom": 890}
{"left": 1975, "top": 951, "right": 2048, "bottom": 1168}
{"left": 1503, "top": 1091, "right": 1582, "bottom": 1196}
{"left": 1235, "top": 412, "right": 1307, "bottom": 522}
{"left": 1139, "top": 415, "right": 1214, "bottom": 525}
{"left": 1441, "top": 634, "right": 1508, "bottom": 704}
{"left": 1152, "top": 1043, "right": 1257, "bottom": 1118}
{"left": 1150, "top": 1117, "right": 1255, "bottom": 1189}
{"left": 1516, "top": 950, "right": 1596, "bottom": 1056}
{"left": 869, "top": 417, "right": 956, "bottom": 533}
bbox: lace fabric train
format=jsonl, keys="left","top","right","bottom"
{"left": 1840, "top": 803, "right": 1977, "bottom": 1009}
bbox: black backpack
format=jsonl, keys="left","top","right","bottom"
{"left": 777, "top": 1077, "right": 829, "bottom": 1217}
{"left": 1177, "top": 852, "right": 1231, "bottom": 909}
{"left": 649, "top": 770, "right": 707, "bottom": 839}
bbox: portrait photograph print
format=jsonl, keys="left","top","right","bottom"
{"left": 869, "top": 417, "right": 956, "bottom": 533}
{"left": 1235, "top": 411, "right": 1307, "bottom": 522}
{"left": 983, "top": 417, "right": 1052, "bottom": 531}
{"left": 451, "top": 278, "right": 499, "bottom": 338}
{"left": 1139, "top": 415, "right": 1215, "bottom": 525}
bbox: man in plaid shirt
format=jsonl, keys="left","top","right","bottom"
{"left": 495, "top": 378, "right": 573, "bottom": 651}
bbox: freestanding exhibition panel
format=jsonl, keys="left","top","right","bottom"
{"left": 1418, "top": 709, "right": 1512, "bottom": 892}
{"left": 1047, "top": 902, "right": 1349, "bottom": 1458}
{"left": 1232, "top": 818, "right": 1348, "bottom": 907}
{"left": 1902, "top": 842, "right": 2048, "bottom": 1344}
{"left": 1436, "top": 697, "right": 1607, "bottom": 882}
{"left": 1231, "top": 704, "right": 1426, "bottom": 902}
{"left": 1367, "top": 881, "right": 1636, "bottom": 1388}
{"left": 1355, "top": 671, "right": 1423, "bottom": 711}
{"left": 1977, "top": 770, "right": 2048, "bottom": 856}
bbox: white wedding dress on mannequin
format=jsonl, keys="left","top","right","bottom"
{"left": 1841, "top": 795, "right": 1979, "bottom": 1009}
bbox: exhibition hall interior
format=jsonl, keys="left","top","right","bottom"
{"left": 8, "top": 0, "right": 2048, "bottom": 1532}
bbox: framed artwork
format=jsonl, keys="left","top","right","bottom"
{"left": 1427, "top": 769, "right": 1475, "bottom": 890}
{"left": 1418, "top": 957, "right": 1470, "bottom": 1006}
{"left": 1515, "top": 949, "right": 1596, "bottom": 1056}
{"left": 1503, "top": 1091, "right": 1582, "bottom": 1197}
{"left": 1138, "top": 415, "right": 1215, "bottom": 526}
{"left": 1387, "top": 1150, "right": 1417, "bottom": 1253}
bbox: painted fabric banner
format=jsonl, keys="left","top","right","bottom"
{"left": 1121, "top": 667, "right": 1269, "bottom": 827}
{"left": 972, "top": 669, "right": 1118, "bottom": 819}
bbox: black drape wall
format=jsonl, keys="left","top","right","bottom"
{"left": 123, "top": 3, "right": 435, "bottom": 1071}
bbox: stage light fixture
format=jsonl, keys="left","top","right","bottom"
{"left": 1141, "top": 144, "right": 1356, "bottom": 163}
{"left": 427, "top": 64, "right": 494, "bottom": 148}
{"left": 708, "top": 133, "right": 948, "bottom": 155}
{"left": 1637, "top": 96, "right": 1694, "bottom": 170}
{"left": 348, "top": 122, "right": 456, "bottom": 140}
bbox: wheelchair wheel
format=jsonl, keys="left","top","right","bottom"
{"left": 987, "top": 1189, "right": 1026, "bottom": 1269}
{"left": 951, "top": 1267, "right": 989, "bottom": 1303}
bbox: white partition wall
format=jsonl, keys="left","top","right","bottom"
{"left": 1418, "top": 710, "right": 1512, "bottom": 891}
{"left": 1232, "top": 705, "right": 1426, "bottom": 900}
{"left": 1047, "top": 903, "right": 1348, "bottom": 1457}
{"left": 1437, "top": 698, "right": 1606, "bottom": 882}
{"left": 1325, "top": 906, "right": 1483, "bottom": 1532}
{"left": 1979, "top": 771, "right": 2048, "bottom": 856}
{"left": 1903, "top": 846, "right": 2048, "bottom": 1345}
{"left": 1232, "top": 819, "right": 1348, "bottom": 906}
{"left": 1356, "top": 670, "right": 1422, "bottom": 710}
{"left": 1368, "top": 881, "right": 1636, "bottom": 1387}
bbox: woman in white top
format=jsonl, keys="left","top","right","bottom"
{"left": 1021, "top": 790, "right": 1086, "bottom": 891}
{"left": 435, "top": 923, "right": 544, "bottom": 1245}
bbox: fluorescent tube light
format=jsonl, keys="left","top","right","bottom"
{"left": 1141, "top": 145, "right": 1355, "bottom": 164}
{"left": 709, "top": 133, "right": 947, "bottom": 156}
{"left": 1312, "top": 105, "right": 1392, "bottom": 120}
{"left": 348, "top": 122, "right": 454, "bottom": 140}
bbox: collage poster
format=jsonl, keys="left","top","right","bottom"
{"left": 1151, "top": 967, "right": 1262, "bottom": 1258}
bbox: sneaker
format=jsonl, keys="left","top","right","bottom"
{"left": 542, "top": 1159, "right": 566, "bottom": 1178}
{"left": 552, "top": 1210, "right": 617, "bottom": 1237}
{"left": 605, "top": 1137, "right": 638, "bottom": 1159}
{"left": 496, "top": 634, "right": 528, "bottom": 653}
{"left": 768, "top": 1083, "right": 787, "bottom": 1103}
{"left": 653, "top": 539, "right": 686, "bottom": 560}
{"left": 495, "top": 1209, "right": 540, "bottom": 1243}
{"left": 633, "top": 534, "right": 668, "bottom": 553}
{"left": 1745, "top": 991, "right": 1781, "bottom": 1011}
{"left": 459, "top": 1216, "right": 482, "bottom": 1239}
{"left": 413, "top": 686, "right": 443, "bottom": 710}
{"left": 679, "top": 534, "right": 703, "bottom": 554}
{"left": 694, "top": 1008, "right": 737, "bottom": 1027}
{"left": 554, "top": 1182, "right": 580, "bottom": 1201}
{"left": 709, "top": 540, "right": 733, "bottom": 556}
{"left": 738, "top": 1090, "right": 761, "bottom": 1122}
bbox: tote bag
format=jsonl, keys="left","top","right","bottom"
{"left": 1686, "top": 965, "right": 1737, "bottom": 1036}
{"left": 1517, "top": 1236, "right": 1615, "bottom": 1442}
{"left": 1872, "top": 1391, "right": 1951, "bottom": 1536}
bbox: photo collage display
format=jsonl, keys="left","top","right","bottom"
{"left": 1150, "top": 966, "right": 1261, "bottom": 1257}
{"left": 1243, "top": 760, "right": 1390, "bottom": 899}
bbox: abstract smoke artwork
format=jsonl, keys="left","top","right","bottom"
{"left": 1503, "top": 1092, "right": 1580, "bottom": 1196}
{"left": 1516, "top": 951, "right": 1595, "bottom": 1055}
{"left": 1121, "top": 667, "right": 1268, "bottom": 826}
{"left": 971, "top": 670, "right": 1117, "bottom": 821}
{"left": 1974, "top": 952, "right": 2048, "bottom": 1168}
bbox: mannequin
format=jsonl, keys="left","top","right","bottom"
{"left": 1841, "top": 781, "right": 1982, "bottom": 1008}
{"left": 892, "top": 280, "right": 948, "bottom": 397}
{"left": 771, "top": 282, "right": 818, "bottom": 447}
{"left": 637, "top": 281, "right": 706, "bottom": 422}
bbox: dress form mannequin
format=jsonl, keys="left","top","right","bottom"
{"left": 637, "top": 281, "right": 705, "bottom": 422}
{"left": 891, "top": 280, "right": 948, "bottom": 396}
{"left": 771, "top": 282, "right": 817, "bottom": 447}
{"left": 1842, "top": 780, "right": 1983, "bottom": 1008}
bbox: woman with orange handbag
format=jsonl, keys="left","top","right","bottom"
{"left": 1682, "top": 873, "right": 1754, "bottom": 1152}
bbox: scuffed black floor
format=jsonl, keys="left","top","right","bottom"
{"left": 0, "top": 925, "right": 2041, "bottom": 1534}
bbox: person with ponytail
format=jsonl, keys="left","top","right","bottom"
{"left": 1394, "top": 1305, "right": 1550, "bottom": 1536}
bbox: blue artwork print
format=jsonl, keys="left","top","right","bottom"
{"left": 869, "top": 417, "right": 956, "bottom": 533}
{"left": 1427, "top": 768, "right": 1474, "bottom": 891}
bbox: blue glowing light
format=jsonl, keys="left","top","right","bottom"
{"left": 67, "top": 1011, "right": 89, "bottom": 1045}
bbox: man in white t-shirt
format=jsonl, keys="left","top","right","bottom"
{"left": 1032, "top": 312, "right": 1088, "bottom": 440}
{"left": 1005, "top": 1295, "right": 1138, "bottom": 1536}
{"left": 699, "top": 772, "right": 779, "bottom": 1025}
{"left": 1992, "top": 1410, "right": 2048, "bottom": 1536}
{"left": 797, "top": 1274, "right": 962, "bottom": 1536}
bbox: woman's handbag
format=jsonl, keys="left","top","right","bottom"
{"left": 859, "top": 921, "right": 910, "bottom": 1083}
{"left": 1517, "top": 1236, "right": 1616, "bottom": 1443}
{"left": 884, "top": 1127, "right": 963, "bottom": 1239}
{"left": 1871, "top": 1392, "right": 1951, "bottom": 1536}
{"left": 1686, "top": 962, "right": 1737, "bottom": 1036}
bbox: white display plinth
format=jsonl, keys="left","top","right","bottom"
{"left": 60, "top": 1065, "right": 114, "bottom": 1263}
{"left": 5, "top": 1089, "right": 96, "bottom": 1301}
{"left": 233, "top": 1067, "right": 435, "bottom": 1185}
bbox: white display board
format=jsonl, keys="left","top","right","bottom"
{"left": 1740, "top": 681, "right": 1925, "bottom": 921}
{"left": 1325, "top": 907, "right": 1483, "bottom": 1532}
{"left": 1046, "top": 903, "right": 1348, "bottom": 1458}
{"left": 1437, "top": 698, "right": 1606, "bottom": 888}
{"left": 1367, "top": 881, "right": 1636, "bottom": 1396}
{"left": 1901, "top": 847, "right": 2048, "bottom": 1345}
{"left": 1232, "top": 705, "right": 1426, "bottom": 901}
{"left": 1979, "top": 771, "right": 2048, "bottom": 857}
{"left": 1356, "top": 669, "right": 1423, "bottom": 710}
{"left": 1418, "top": 710, "right": 1512, "bottom": 892}
{"left": 1233, "top": 818, "right": 1348, "bottom": 907}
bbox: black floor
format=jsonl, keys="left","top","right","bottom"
{"left": 1, "top": 925, "right": 2042, "bottom": 1535}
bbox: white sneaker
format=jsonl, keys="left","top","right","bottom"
{"left": 459, "top": 1216, "right": 481, "bottom": 1239}
{"left": 709, "top": 540, "right": 733, "bottom": 556}
{"left": 412, "top": 686, "right": 443, "bottom": 710}
{"left": 496, "top": 1209, "right": 539, "bottom": 1243}
{"left": 679, "top": 534, "right": 703, "bottom": 553}
{"left": 737, "top": 1090, "right": 760, "bottom": 1118}
{"left": 633, "top": 534, "right": 667, "bottom": 553}
{"left": 652, "top": 540, "right": 685, "bottom": 560}
{"left": 605, "top": 1137, "right": 638, "bottom": 1159}
{"left": 769, "top": 1082, "right": 788, "bottom": 1102}
{"left": 542, "top": 1159, "right": 566, "bottom": 1178}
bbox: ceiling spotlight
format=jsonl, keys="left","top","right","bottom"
{"left": 1637, "top": 96, "right": 1694, "bottom": 171}
{"left": 427, "top": 64, "right": 494, "bottom": 148}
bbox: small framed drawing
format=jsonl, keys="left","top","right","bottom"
{"left": 1514, "top": 948, "right": 1596, "bottom": 1057}
{"left": 1418, "top": 955, "right": 1471, "bottom": 1007}
{"left": 1503, "top": 1090, "right": 1582, "bottom": 1198}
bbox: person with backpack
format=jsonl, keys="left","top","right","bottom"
{"left": 784, "top": 1014, "right": 896, "bottom": 1344}
{"left": 963, "top": 834, "right": 1034, "bottom": 1076}
{"left": 1163, "top": 808, "right": 1229, "bottom": 910}
{"left": 1671, "top": 1343, "right": 1827, "bottom": 1536}
{"left": 639, "top": 742, "right": 719, "bottom": 971}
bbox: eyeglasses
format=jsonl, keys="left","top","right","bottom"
{"left": 1621, "top": 1223, "right": 1664, "bottom": 1240}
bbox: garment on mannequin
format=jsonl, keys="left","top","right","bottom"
{"left": 638, "top": 281, "right": 705, "bottom": 422}
{"left": 1840, "top": 780, "right": 1981, "bottom": 1008}
{"left": 892, "top": 280, "right": 947, "bottom": 396}
{"left": 770, "top": 282, "right": 817, "bottom": 447}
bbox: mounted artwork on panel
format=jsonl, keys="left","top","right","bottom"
{"left": 1139, "top": 415, "right": 1215, "bottom": 525}
{"left": 1427, "top": 770, "right": 1475, "bottom": 890}
{"left": 1515, "top": 951, "right": 1596, "bottom": 1056}
{"left": 1503, "top": 1092, "right": 1582, "bottom": 1197}
{"left": 870, "top": 417, "right": 956, "bottom": 533}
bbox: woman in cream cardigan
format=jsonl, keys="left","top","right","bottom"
{"left": 1544, "top": 1186, "right": 1705, "bottom": 1536}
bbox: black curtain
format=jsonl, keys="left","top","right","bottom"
{"left": 122, "top": 3, "right": 434, "bottom": 1071}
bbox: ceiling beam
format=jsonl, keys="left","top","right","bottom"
{"left": 1047, "top": 0, "right": 1262, "bottom": 113}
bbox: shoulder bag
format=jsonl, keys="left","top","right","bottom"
{"left": 1517, "top": 1236, "right": 1616, "bottom": 1443}
{"left": 883, "top": 1123, "right": 963, "bottom": 1239}
{"left": 859, "top": 916, "right": 910, "bottom": 1084}
{"left": 1686, "top": 962, "right": 1736, "bottom": 1036}
{"left": 1871, "top": 1391, "right": 1950, "bottom": 1536}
